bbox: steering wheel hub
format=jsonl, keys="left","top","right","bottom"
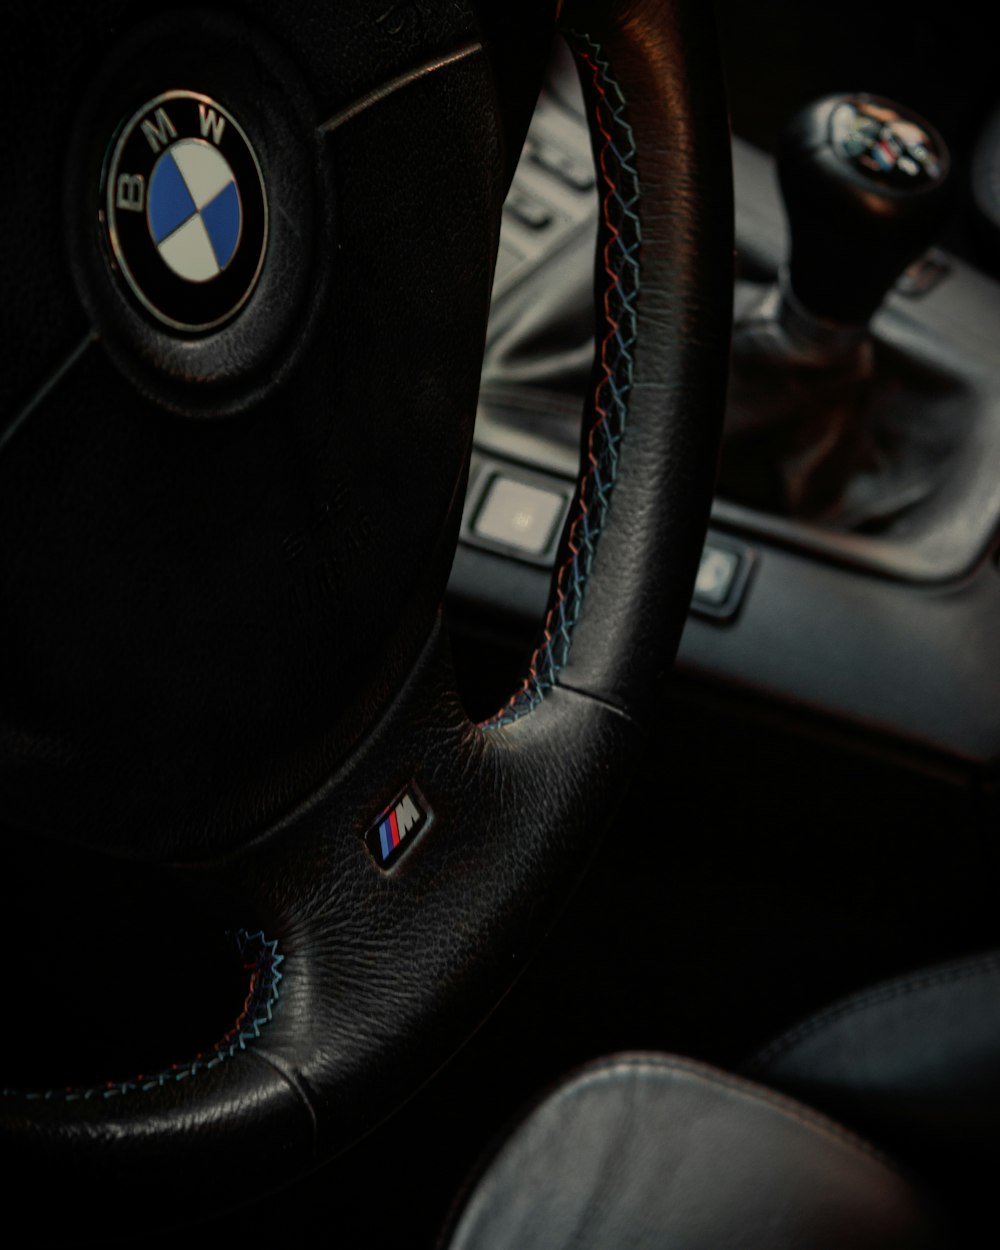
{"left": 66, "top": 8, "right": 324, "bottom": 410}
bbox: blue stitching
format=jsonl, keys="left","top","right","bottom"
{"left": 2, "top": 928, "right": 283, "bottom": 1102}
{"left": 481, "top": 38, "right": 641, "bottom": 729}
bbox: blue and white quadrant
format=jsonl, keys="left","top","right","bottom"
{"left": 146, "top": 139, "right": 242, "bottom": 283}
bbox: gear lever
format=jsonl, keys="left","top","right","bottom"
{"left": 780, "top": 94, "right": 950, "bottom": 326}
{"left": 720, "top": 95, "right": 953, "bottom": 523}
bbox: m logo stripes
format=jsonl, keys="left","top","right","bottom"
{"left": 365, "top": 786, "right": 431, "bottom": 869}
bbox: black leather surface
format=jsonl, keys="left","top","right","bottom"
{"left": 747, "top": 951, "right": 1000, "bottom": 1168}
{"left": 0, "top": 0, "right": 733, "bottom": 1236}
{"left": 4, "top": 622, "right": 644, "bottom": 1236}
{"left": 0, "top": 1, "right": 506, "bottom": 861}
{"left": 442, "top": 1054, "right": 942, "bottom": 1250}
{"left": 554, "top": 0, "right": 733, "bottom": 717}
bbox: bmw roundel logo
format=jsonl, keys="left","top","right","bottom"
{"left": 104, "top": 91, "right": 268, "bottom": 332}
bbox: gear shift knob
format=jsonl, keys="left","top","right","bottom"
{"left": 778, "top": 94, "right": 950, "bottom": 325}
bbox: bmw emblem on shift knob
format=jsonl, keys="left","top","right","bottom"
{"left": 104, "top": 91, "right": 268, "bottom": 332}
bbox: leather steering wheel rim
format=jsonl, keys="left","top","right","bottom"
{"left": 0, "top": 0, "right": 732, "bottom": 1237}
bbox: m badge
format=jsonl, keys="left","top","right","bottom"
{"left": 365, "top": 785, "right": 431, "bottom": 869}
{"left": 103, "top": 90, "right": 267, "bottom": 332}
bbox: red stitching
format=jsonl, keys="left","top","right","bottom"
{"left": 482, "top": 42, "right": 639, "bottom": 727}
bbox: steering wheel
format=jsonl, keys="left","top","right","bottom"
{"left": 0, "top": 0, "right": 731, "bottom": 1238}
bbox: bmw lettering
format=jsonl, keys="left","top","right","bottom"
{"left": 103, "top": 91, "right": 267, "bottom": 332}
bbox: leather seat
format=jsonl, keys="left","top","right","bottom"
{"left": 746, "top": 949, "right": 1000, "bottom": 1165}
{"left": 443, "top": 951, "right": 1000, "bottom": 1249}
{"left": 745, "top": 949, "right": 1000, "bottom": 1243}
{"left": 442, "top": 1054, "right": 942, "bottom": 1250}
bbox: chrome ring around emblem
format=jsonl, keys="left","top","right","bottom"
{"left": 104, "top": 90, "right": 268, "bottom": 333}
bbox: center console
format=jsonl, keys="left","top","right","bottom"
{"left": 448, "top": 45, "right": 1000, "bottom": 776}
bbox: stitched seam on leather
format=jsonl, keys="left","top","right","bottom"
{"left": 748, "top": 953, "right": 1000, "bottom": 1070}
{"left": 567, "top": 1054, "right": 893, "bottom": 1168}
{"left": 480, "top": 37, "right": 640, "bottom": 729}
{"left": 245, "top": 1049, "right": 319, "bottom": 1150}
{"left": 1, "top": 929, "right": 283, "bottom": 1102}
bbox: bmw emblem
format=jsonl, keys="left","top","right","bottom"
{"left": 104, "top": 91, "right": 268, "bottom": 333}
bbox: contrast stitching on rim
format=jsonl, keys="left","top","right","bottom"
{"left": 481, "top": 38, "right": 641, "bottom": 729}
{"left": 2, "top": 928, "right": 283, "bottom": 1102}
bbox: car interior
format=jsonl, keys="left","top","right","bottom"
{"left": 2, "top": 0, "right": 999, "bottom": 1246}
